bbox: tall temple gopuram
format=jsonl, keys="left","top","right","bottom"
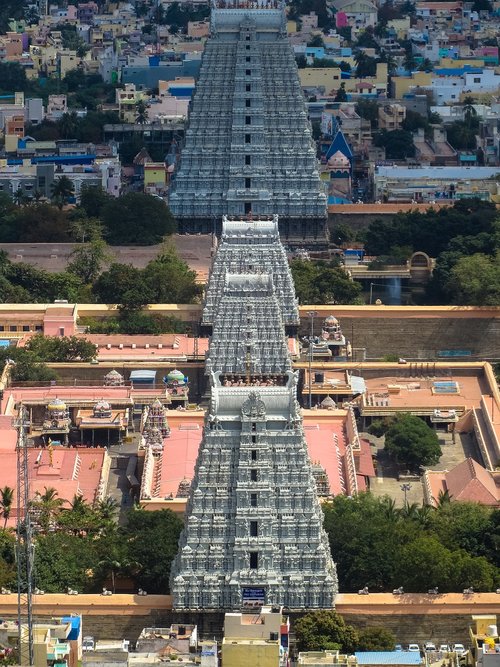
{"left": 168, "top": 0, "right": 328, "bottom": 244}
{"left": 170, "top": 217, "right": 337, "bottom": 610}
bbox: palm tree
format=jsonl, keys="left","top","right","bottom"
{"left": 436, "top": 489, "right": 452, "bottom": 507}
{"left": 97, "top": 556, "right": 139, "bottom": 593}
{"left": 34, "top": 487, "right": 65, "bottom": 532}
{"left": 462, "top": 96, "right": 477, "bottom": 129}
{"left": 0, "top": 486, "right": 14, "bottom": 529}
{"left": 135, "top": 100, "right": 149, "bottom": 125}
{"left": 58, "top": 111, "right": 78, "bottom": 140}
{"left": 13, "top": 187, "right": 26, "bottom": 207}
{"left": 95, "top": 496, "right": 119, "bottom": 522}
{"left": 51, "top": 176, "right": 75, "bottom": 209}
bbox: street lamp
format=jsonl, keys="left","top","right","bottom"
{"left": 306, "top": 310, "right": 318, "bottom": 409}
{"left": 401, "top": 483, "right": 412, "bottom": 507}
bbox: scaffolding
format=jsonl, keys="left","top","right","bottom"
{"left": 14, "top": 404, "right": 34, "bottom": 667}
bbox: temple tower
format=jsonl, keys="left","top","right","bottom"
{"left": 168, "top": 1, "right": 327, "bottom": 244}
{"left": 170, "top": 218, "right": 337, "bottom": 611}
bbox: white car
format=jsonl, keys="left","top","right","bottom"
{"left": 453, "top": 644, "right": 467, "bottom": 656}
{"left": 439, "top": 645, "right": 450, "bottom": 653}
{"left": 424, "top": 643, "right": 437, "bottom": 652}
{"left": 408, "top": 644, "right": 420, "bottom": 652}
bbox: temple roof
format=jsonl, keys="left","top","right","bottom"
{"left": 326, "top": 128, "right": 353, "bottom": 162}
{"left": 203, "top": 216, "right": 299, "bottom": 327}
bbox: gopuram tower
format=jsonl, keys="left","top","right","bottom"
{"left": 168, "top": 0, "right": 327, "bottom": 244}
{"left": 170, "top": 217, "right": 337, "bottom": 610}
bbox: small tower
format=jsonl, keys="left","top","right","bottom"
{"left": 93, "top": 400, "right": 112, "bottom": 419}
{"left": 143, "top": 398, "right": 170, "bottom": 438}
{"left": 104, "top": 370, "right": 125, "bottom": 387}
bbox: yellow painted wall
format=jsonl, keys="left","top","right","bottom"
{"left": 299, "top": 67, "right": 342, "bottom": 88}
{"left": 222, "top": 642, "right": 279, "bottom": 667}
{"left": 392, "top": 71, "right": 432, "bottom": 98}
{"left": 144, "top": 167, "right": 166, "bottom": 186}
{"left": 439, "top": 57, "right": 485, "bottom": 67}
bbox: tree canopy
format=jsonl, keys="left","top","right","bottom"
{"left": 383, "top": 414, "right": 442, "bottom": 471}
{"left": 290, "top": 259, "right": 363, "bottom": 304}
{"left": 101, "top": 193, "right": 177, "bottom": 245}
{"left": 294, "top": 611, "right": 359, "bottom": 652}
{"left": 322, "top": 493, "right": 499, "bottom": 593}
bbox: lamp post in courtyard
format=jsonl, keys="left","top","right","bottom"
{"left": 306, "top": 310, "right": 318, "bottom": 409}
{"left": 401, "top": 482, "right": 412, "bottom": 507}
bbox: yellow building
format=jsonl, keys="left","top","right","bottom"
{"left": 144, "top": 163, "right": 167, "bottom": 193}
{"left": 392, "top": 70, "right": 432, "bottom": 99}
{"left": 386, "top": 17, "right": 410, "bottom": 38}
{"left": 298, "top": 651, "right": 359, "bottom": 667}
{"left": 222, "top": 606, "right": 287, "bottom": 667}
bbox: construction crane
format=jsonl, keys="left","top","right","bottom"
{"left": 14, "top": 404, "right": 34, "bottom": 667}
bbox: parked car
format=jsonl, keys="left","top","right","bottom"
{"left": 408, "top": 644, "right": 420, "bottom": 652}
{"left": 394, "top": 645, "right": 403, "bottom": 652}
{"left": 453, "top": 644, "right": 467, "bottom": 656}
{"left": 424, "top": 643, "right": 437, "bottom": 652}
{"left": 439, "top": 644, "right": 451, "bottom": 653}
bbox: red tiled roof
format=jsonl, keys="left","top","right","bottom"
{"left": 356, "top": 438, "right": 376, "bottom": 478}
{"left": 445, "top": 457, "right": 499, "bottom": 505}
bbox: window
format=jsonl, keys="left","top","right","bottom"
{"left": 245, "top": 178, "right": 251, "bottom": 188}
{"left": 250, "top": 521, "right": 258, "bottom": 537}
{"left": 245, "top": 202, "right": 252, "bottom": 214}
{"left": 245, "top": 34, "right": 250, "bottom": 40}
{"left": 246, "top": 56, "right": 250, "bottom": 62}
{"left": 22, "top": 325, "right": 30, "bottom": 332}
{"left": 251, "top": 421, "right": 256, "bottom": 431}
{"left": 246, "top": 99, "right": 251, "bottom": 108}
{"left": 245, "top": 155, "right": 251, "bottom": 166}
{"left": 474, "top": 77, "right": 481, "bottom": 83}
{"left": 9, "top": 326, "right": 16, "bottom": 332}
{"left": 246, "top": 69, "right": 251, "bottom": 76}
{"left": 249, "top": 552, "right": 258, "bottom": 569}
{"left": 250, "top": 468, "right": 258, "bottom": 482}
{"left": 250, "top": 493, "right": 258, "bottom": 507}
{"left": 246, "top": 84, "right": 251, "bottom": 92}
{"left": 245, "top": 134, "right": 251, "bottom": 144}
{"left": 246, "top": 44, "right": 250, "bottom": 50}
{"left": 251, "top": 449, "right": 257, "bottom": 460}
{"left": 35, "top": 325, "right": 42, "bottom": 332}
{"left": 245, "top": 115, "right": 251, "bottom": 125}
{"left": 0, "top": 326, "right": 4, "bottom": 332}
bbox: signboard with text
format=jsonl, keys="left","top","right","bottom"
{"left": 242, "top": 587, "right": 266, "bottom": 609}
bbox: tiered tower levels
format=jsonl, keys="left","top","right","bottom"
{"left": 169, "top": 2, "right": 327, "bottom": 243}
{"left": 203, "top": 216, "right": 299, "bottom": 330}
{"left": 170, "top": 217, "right": 337, "bottom": 611}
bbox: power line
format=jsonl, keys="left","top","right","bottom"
{"left": 14, "top": 404, "right": 34, "bottom": 667}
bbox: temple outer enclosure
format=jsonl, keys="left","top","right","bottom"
{"left": 170, "top": 217, "right": 337, "bottom": 610}
{"left": 168, "top": 0, "right": 328, "bottom": 245}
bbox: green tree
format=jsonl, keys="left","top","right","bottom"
{"left": 33, "top": 532, "right": 99, "bottom": 592}
{"left": 290, "top": 260, "right": 363, "bottom": 304}
{"left": 93, "top": 262, "right": 153, "bottom": 307}
{"left": 24, "top": 334, "right": 98, "bottom": 362}
{"left": 123, "top": 509, "right": 183, "bottom": 593}
{"left": 446, "top": 252, "right": 500, "bottom": 305}
{"left": 307, "top": 34, "right": 325, "bottom": 48}
{"left": 32, "top": 487, "right": 65, "bottom": 532}
{"left": 355, "top": 99, "right": 379, "bottom": 129}
{"left": 101, "top": 193, "right": 176, "bottom": 245}
{"left": 0, "top": 203, "right": 71, "bottom": 243}
{"left": 51, "top": 176, "right": 75, "bottom": 209}
{"left": 358, "top": 627, "right": 396, "bottom": 651}
{"left": 374, "top": 129, "right": 416, "bottom": 159}
{"left": 354, "top": 51, "right": 377, "bottom": 77}
{"left": 384, "top": 413, "right": 441, "bottom": 471}
{"left": 0, "top": 487, "right": 14, "bottom": 529}
{"left": 79, "top": 184, "right": 111, "bottom": 219}
{"left": 135, "top": 100, "right": 149, "bottom": 124}
{"left": 335, "top": 82, "right": 348, "bottom": 102}
{"left": 143, "top": 242, "right": 201, "bottom": 303}
{"left": 294, "top": 611, "right": 359, "bottom": 652}
{"left": 67, "top": 239, "right": 110, "bottom": 283}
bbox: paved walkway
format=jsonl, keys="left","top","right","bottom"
{"left": 364, "top": 430, "right": 481, "bottom": 507}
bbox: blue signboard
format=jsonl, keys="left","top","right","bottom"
{"left": 437, "top": 350, "right": 472, "bottom": 357}
{"left": 242, "top": 587, "right": 265, "bottom": 609}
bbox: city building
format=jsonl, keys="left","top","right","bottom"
{"left": 170, "top": 216, "right": 337, "bottom": 610}
{"left": 222, "top": 606, "right": 288, "bottom": 667}
{"left": 298, "top": 651, "right": 359, "bottom": 667}
{"left": 168, "top": 0, "right": 328, "bottom": 244}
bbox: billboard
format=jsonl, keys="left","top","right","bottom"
{"left": 242, "top": 587, "right": 266, "bottom": 610}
